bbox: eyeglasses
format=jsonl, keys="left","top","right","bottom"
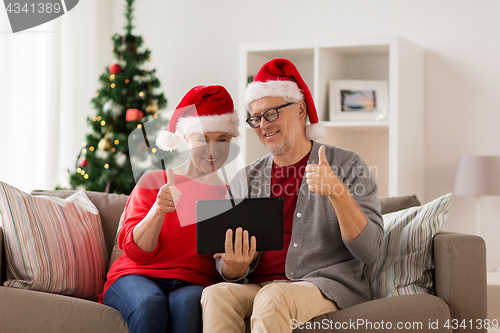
{"left": 246, "top": 102, "right": 296, "bottom": 129}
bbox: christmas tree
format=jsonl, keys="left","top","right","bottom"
{"left": 66, "top": 0, "right": 168, "bottom": 194}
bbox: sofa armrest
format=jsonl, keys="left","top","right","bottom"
{"left": 434, "top": 232, "right": 487, "bottom": 333}
{"left": 0, "top": 226, "right": 5, "bottom": 284}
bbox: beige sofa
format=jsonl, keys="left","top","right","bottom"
{"left": 0, "top": 190, "right": 487, "bottom": 333}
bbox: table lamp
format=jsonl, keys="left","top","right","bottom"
{"left": 453, "top": 155, "right": 500, "bottom": 236}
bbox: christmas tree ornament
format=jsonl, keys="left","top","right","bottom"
{"left": 126, "top": 108, "right": 144, "bottom": 122}
{"left": 80, "top": 159, "right": 88, "bottom": 167}
{"left": 98, "top": 135, "right": 113, "bottom": 151}
{"left": 109, "top": 63, "right": 122, "bottom": 74}
{"left": 103, "top": 100, "right": 123, "bottom": 116}
{"left": 145, "top": 101, "right": 159, "bottom": 114}
{"left": 95, "top": 149, "right": 110, "bottom": 160}
{"left": 115, "top": 151, "right": 127, "bottom": 167}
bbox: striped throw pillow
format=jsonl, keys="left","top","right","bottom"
{"left": 0, "top": 182, "right": 108, "bottom": 300}
{"left": 365, "top": 193, "right": 453, "bottom": 299}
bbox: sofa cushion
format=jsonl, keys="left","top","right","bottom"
{"left": 379, "top": 194, "right": 421, "bottom": 215}
{"left": 31, "top": 190, "right": 129, "bottom": 256}
{"left": 0, "top": 182, "right": 108, "bottom": 300}
{"left": 365, "top": 193, "right": 453, "bottom": 299}
{"left": 0, "top": 226, "right": 5, "bottom": 283}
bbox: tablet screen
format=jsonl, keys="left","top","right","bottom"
{"left": 196, "top": 197, "right": 284, "bottom": 254}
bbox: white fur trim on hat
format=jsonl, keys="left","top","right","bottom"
{"left": 156, "top": 112, "right": 240, "bottom": 151}
{"left": 156, "top": 131, "right": 181, "bottom": 151}
{"left": 306, "top": 122, "right": 326, "bottom": 141}
{"left": 176, "top": 112, "right": 240, "bottom": 137}
{"left": 244, "top": 80, "right": 303, "bottom": 110}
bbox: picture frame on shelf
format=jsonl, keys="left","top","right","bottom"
{"left": 329, "top": 80, "right": 388, "bottom": 121}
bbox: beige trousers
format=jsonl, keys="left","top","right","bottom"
{"left": 201, "top": 280, "right": 338, "bottom": 333}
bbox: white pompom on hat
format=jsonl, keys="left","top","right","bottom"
{"left": 244, "top": 58, "right": 325, "bottom": 141}
{"left": 156, "top": 85, "right": 239, "bottom": 151}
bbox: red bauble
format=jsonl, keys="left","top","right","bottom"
{"left": 126, "top": 108, "right": 144, "bottom": 122}
{"left": 80, "top": 159, "right": 88, "bottom": 167}
{"left": 109, "top": 63, "right": 122, "bottom": 74}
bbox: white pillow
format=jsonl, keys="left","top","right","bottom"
{"left": 0, "top": 182, "right": 108, "bottom": 300}
{"left": 365, "top": 193, "right": 453, "bottom": 299}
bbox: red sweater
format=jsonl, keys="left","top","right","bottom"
{"left": 250, "top": 152, "right": 310, "bottom": 283}
{"left": 99, "top": 171, "right": 226, "bottom": 302}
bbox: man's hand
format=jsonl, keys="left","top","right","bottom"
{"left": 305, "top": 145, "right": 345, "bottom": 196}
{"left": 306, "top": 145, "right": 368, "bottom": 241}
{"left": 155, "top": 168, "right": 181, "bottom": 215}
{"left": 215, "top": 227, "right": 258, "bottom": 280}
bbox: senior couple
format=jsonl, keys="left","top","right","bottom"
{"left": 99, "top": 58, "right": 384, "bottom": 333}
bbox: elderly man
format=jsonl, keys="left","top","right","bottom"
{"left": 201, "top": 58, "right": 383, "bottom": 333}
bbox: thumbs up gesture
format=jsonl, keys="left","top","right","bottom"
{"left": 305, "top": 145, "right": 341, "bottom": 196}
{"left": 156, "top": 168, "right": 182, "bottom": 214}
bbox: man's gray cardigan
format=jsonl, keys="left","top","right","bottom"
{"left": 218, "top": 140, "right": 383, "bottom": 309}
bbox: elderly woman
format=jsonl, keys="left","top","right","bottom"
{"left": 100, "top": 85, "right": 240, "bottom": 333}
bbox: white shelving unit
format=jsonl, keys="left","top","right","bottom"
{"left": 488, "top": 272, "right": 500, "bottom": 286}
{"left": 237, "top": 36, "right": 424, "bottom": 198}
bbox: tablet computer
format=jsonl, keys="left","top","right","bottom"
{"left": 196, "top": 197, "right": 284, "bottom": 254}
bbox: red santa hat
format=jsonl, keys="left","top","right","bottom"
{"left": 156, "top": 85, "right": 239, "bottom": 151}
{"left": 244, "top": 58, "right": 325, "bottom": 140}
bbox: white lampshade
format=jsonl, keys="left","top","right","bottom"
{"left": 454, "top": 155, "right": 500, "bottom": 196}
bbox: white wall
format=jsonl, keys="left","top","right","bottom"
{"left": 108, "top": 0, "right": 500, "bottom": 268}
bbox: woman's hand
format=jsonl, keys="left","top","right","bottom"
{"left": 216, "top": 227, "right": 258, "bottom": 280}
{"left": 154, "top": 168, "right": 182, "bottom": 216}
{"left": 133, "top": 168, "right": 181, "bottom": 252}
